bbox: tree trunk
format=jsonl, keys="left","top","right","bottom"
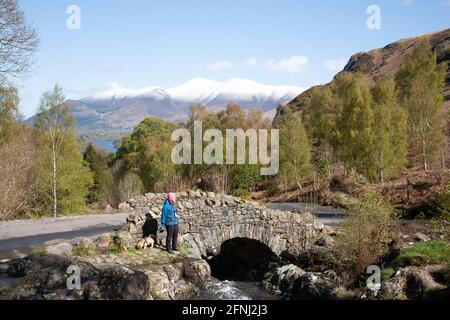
{"left": 52, "top": 144, "right": 57, "bottom": 218}
{"left": 379, "top": 169, "right": 384, "bottom": 185}
{"left": 422, "top": 139, "right": 428, "bottom": 171}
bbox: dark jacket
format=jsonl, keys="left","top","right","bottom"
{"left": 161, "top": 200, "right": 179, "bottom": 226}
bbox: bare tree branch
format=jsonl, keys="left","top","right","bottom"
{"left": 0, "top": 0, "right": 39, "bottom": 85}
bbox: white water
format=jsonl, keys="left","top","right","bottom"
{"left": 190, "top": 279, "right": 279, "bottom": 300}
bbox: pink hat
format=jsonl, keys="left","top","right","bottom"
{"left": 167, "top": 193, "right": 176, "bottom": 204}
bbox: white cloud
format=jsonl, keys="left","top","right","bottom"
{"left": 206, "top": 60, "right": 234, "bottom": 71}
{"left": 244, "top": 57, "right": 258, "bottom": 66}
{"left": 64, "top": 85, "right": 90, "bottom": 95}
{"left": 324, "top": 58, "right": 348, "bottom": 72}
{"left": 402, "top": 0, "right": 413, "bottom": 5}
{"left": 265, "top": 56, "right": 309, "bottom": 74}
{"left": 106, "top": 81, "right": 124, "bottom": 90}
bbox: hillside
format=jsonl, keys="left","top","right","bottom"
{"left": 274, "top": 28, "right": 450, "bottom": 123}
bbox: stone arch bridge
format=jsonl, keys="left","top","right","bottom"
{"left": 121, "top": 192, "right": 317, "bottom": 256}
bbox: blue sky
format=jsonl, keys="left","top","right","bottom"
{"left": 17, "top": 0, "right": 450, "bottom": 117}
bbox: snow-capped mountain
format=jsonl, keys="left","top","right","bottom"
{"left": 67, "top": 78, "right": 306, "bottom": 133}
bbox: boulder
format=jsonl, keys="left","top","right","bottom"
{"left": 263, "top": 264, "right": 306, "bottom": 294}
{"left": 291, "top": 270, "right": 344, "bottom": 300}
{"left": 76, "top": 238, "right": 96, "bottom": 250}
{"left": 97, "top": 266, "right": 149, "bottom": 300}
{"left": 95, "top": 234, "right": 111, "bottom": 249}
{"left": 381, "top": 266, "right": 447, "bottom": 300}
{"left": 182, "top": 259, "right": 211, "bottom": 286}
{"left": 313, "top": 221, "right": 325, "bottom": 232}
{"left": 0, "top": 254, "right": 150, "bottom": 300}
{"left": 45, "top": 242, "right": 73, "bottom": 256}
{"left": 114, "top": 231, "right": 133, "bottom": 252}
{"left": 143, "top": 269, "right": 175, "bottom": 300}
{"left": 315, "top": 236, "right": 336, "bottom": 247}
{"left": 118, "top": 203, "right": 131, "bottom": 212}
{"left": 104, "top": 205, "right": 114, "bottom": 213}
{"left": 414, "top": 233, "right": 431, "bottom": 242}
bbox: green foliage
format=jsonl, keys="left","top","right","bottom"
{"left": 382, "top": 267, "right": 396, "bottom": 280}
{"left": 307, "top": 73, "right": 409, "bottom": 182}
{"left": 233, "top": 188, "right": 252, "bottom": 200}
{"left": 231, "top": 164, "right": 261, "bottom": 191}
{"left": 73, "top": 245, "right": 95, "bottom": 257}
{"left": 264, "top": 181, "right": 279, "bottom": 197}
{"left": 115, "top": 117, "right": 179, "bottom": 192}
{"left": 339, "top": 190, "right": 395, "bottom": 273}
{"left": 391, "top": 241, "right": 450, "bottom": 268}
{"left": 33, "top": 85, "right": 93, "bottom": 216}
{"left": 117, "top": 117, "right": 174, "bottom": 164}
{"left": 278, "top": 114, "right": 312, "bottom": 189}
{"left": 84, "top": 143, "right": 115, "bottom": 204}
{"left": 316, "top": 155, "right": 332, "bottom": 182}
{"left": 108, "top": 242, "right": 121, "bottom": 254}
{"left": 34, "top": 132, "right": 93, "bottom": 215}
{"left": 371, "top": 77, "right": 408, "bottom": 182}
{"left": 309, "top": 86, "right": 337, "bottom": 150}
{"left": 139, "top": 142, "right": 179, "bottom": 192}
{"left": 436, "top": 184, "right": 450, "bottom": 219}
{"left": 428, "top": 184, "right": 450, "bottom": 240}
{"left": 395, "top": 39, "right": 447, "bottom": 171}
{"left": 0, "top": 86, "right": 20, "bottom": 144}
{"left": 334, "top": 73, "right": 375, "bottom": 177}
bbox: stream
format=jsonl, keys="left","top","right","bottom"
{"left": 189, "top": 279, "right": 281, "bottom": 300}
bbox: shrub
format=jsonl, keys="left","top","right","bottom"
{"left": 73, "top": 245, "right": 95, "bottom": 257}
{"left": 116, "top": 173, "right": 144, "bottom": 203}
{"left": 339, "top": 190, "right": 394, "bottom": 273}
{"left": 231, "top": 164, "right": 261, "bottom": 191}
{"left": 233, "top": 188, "right": 252, "bottom": 200}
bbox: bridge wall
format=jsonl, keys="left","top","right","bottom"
{"left": 122, "top": 192, "right": 316, "bottom": 256}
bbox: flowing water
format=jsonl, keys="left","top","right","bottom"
{"left": 189, "top": 279, "right": 281, "bottom": 300}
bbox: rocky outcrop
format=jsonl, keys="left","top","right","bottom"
{"left": 291, "top": 270, "right": 345, "bottom": 300}
{"left": 119, "top": 192, "right": 316, "bottom": 256}
{"left": 0, "top": 250, "right": 212, "bottom": 300}
{"left": 381, "top": 264, "right": 449, "bottom": 300}
{"left": 263, "top": 264, "right": 306, "bottom": 294}
{"left": 0, "top": 254, "right": 149, "bottom": 300}
{"left": 263, "top": 265, "right": 347, "bottom": 300}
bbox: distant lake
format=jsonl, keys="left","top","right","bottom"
{"left": 93, "top": 140, "right": 117, "bottom": 153}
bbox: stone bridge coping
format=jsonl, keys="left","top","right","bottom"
{"left": 127, "top": 192, "right": 312, "bottom": 222}
{"left": 123, "top": 192, "right": 317, "bottom": 256}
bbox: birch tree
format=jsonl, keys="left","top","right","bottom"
{"left": 34, "top": 85, "right": 91, "bottom": 217}
{"left": 396, "top": 39, "right": 447, "bottom": 171}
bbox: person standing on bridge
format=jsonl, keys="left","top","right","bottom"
{"left": 160, "top": 193, "right": 179, "bottom": 254}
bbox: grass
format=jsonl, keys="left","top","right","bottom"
{"left": 391, "top": 240, "right": 450, "bottom": 269}
{"left": 109, "top": 242, "right": 122, "bottom": 254}
{"left": 73, "top": 246, "right": 95, "bottom": 257}
{"left": 382, "top": 267, "right": 396, "bottom": 280}
{"left": 30, "top": 246, "right": 47, "bottom": 254}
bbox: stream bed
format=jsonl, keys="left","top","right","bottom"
{"left": 189, "top": 279, "right": 281, "bottom": 300}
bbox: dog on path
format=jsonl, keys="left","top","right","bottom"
{"left": 136, "top": 236, "right": 155, "bottom": 250}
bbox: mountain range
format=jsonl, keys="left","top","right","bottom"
{"left": 67, "top": 78, "right": 306, "bottom": 133}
